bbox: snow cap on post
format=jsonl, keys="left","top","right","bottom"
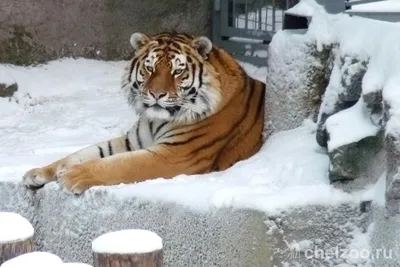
{"left": 1, "top": 252, "right": 63, "bottom": 267}
{"left": 0, "top": 212, "right": 35, "bottom": 264}
{"left": 92, "top": 229, "right": 163, "bottom": 267}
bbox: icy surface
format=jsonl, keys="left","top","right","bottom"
{"left": 92, "top": 229, "right": 163, "bottom": 254}
{"left": 326, "top": 99, "right": 380, "bottom": 150}
{"left": 0, "top": 212, "right": 34, "bottom": 243}
{"left": 1, "top": 252, "right": 63, "bottom": 267}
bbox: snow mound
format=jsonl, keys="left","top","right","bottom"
{"left": 1, "top": 252, "right": 63, "bottom": 267}
{"left": 92, "top": 229, "right": 163, "bottom": 254}
{"left": 0, "top": 212, "right": 34, "bottom": 243}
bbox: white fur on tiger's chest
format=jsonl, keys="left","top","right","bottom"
{"left": 127, "top": 117, "right": 170, "bottom": 150}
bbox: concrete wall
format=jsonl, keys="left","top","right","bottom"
{"left": 0, "top": 0, "right": 212, "bottom": 65}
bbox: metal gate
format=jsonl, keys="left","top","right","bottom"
{"left": 212, "top": 0, "right": 299, "bottom": 66}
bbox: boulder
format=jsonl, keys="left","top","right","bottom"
{"left": 265, "top": 30, "right": 333, "bottom": 137}
{"left": 316, "top": 55, "right": 368, "bottom": 148}
{"left": 0, "top": 83, "right": 18, "bottom": 98}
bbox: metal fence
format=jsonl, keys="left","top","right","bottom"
{"left": 212, "top": 0, "right": 299, "bottom": 66}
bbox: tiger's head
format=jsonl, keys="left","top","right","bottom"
{"left": 121, "top": 32, "right": 221, "bottom": 124}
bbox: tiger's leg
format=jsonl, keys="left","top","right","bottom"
{"left": 58, "top": 145, "right": 208, "bottom": 194}
{"left": 23, "top": 134, "right": 134, "bottom": 189}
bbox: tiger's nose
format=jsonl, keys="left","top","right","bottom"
{"left": 149, "top": 91, "right": 167, "bottom": 100}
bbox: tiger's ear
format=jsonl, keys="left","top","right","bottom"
{"left": 130, "top": 32, "right": 151, "bottom": 50}
{"left": 192, "top": 36, "right": 213, "bottom": 59}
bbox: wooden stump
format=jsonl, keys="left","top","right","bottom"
{"left": 0, "top": 212, "right": 34, "bottom": 264}
{"left": 92, "top": 229, "right": 163, "bottom": 267}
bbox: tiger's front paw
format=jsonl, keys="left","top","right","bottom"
{"left": 23, "top": 167, "right": 54, "bottom": 189}
{"left": 57, "top": 162, "right": 100, "bottom": 195}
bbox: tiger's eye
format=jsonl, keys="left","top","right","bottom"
{"left": 146, "top": 66, "right": 153, "bottom": 73}
{"left": 173, "top": 69, "right": 184, "bottom": 76}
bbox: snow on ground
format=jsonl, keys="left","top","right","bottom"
{"left": 0, "top": 58, "right": 375, "bottom": 215}
{"left": 92, "top": 229, "right": 163, "bottom": 254}
{"left": 0, "top": 212, "right": 34, "bottom": 243}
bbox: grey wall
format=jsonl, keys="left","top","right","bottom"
{"left": 0, "top": 0, "right": 213, "bottom": 65}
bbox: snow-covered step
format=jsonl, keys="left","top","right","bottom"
{"left": 0, "top": 181, "right": 376, "bottom": 266}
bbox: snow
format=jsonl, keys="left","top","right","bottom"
{"left": 1, "top": 252, "right": 63, "bottom": 267}
{"left": 326, "top": 98, "right": 381, "bottom": 150}
{"left": 0, "top": 57, "right": 372, "bottom": 216}
{"left": 285, "top": 0, "right": 326, "bottom": 17}
{"left": 0, "top": 212, "right": 34, "bottom": 243}
{"left": 350, "top": 1, "right": 400, "bottom": 13}
{"left": 92, "top": 229, "right": 162, "bottom": 254}
{"left": 0, "top": 69, "right": 16, "bottom": 87}
{"left": 238, "top": 61, "right": 267, "bottom": 82}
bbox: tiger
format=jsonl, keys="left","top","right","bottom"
{"left": 23, "top": 32, "right": 266, "bottom": 194}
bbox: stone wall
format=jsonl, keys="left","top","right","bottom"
{"left": 0, "top": 0, "right": 212, "bottom": 65}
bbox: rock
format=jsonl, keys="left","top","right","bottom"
{"left": 0, "top": 83, "right": 18, "bottom": 98}
{"left": 363, "top": 90, "right": 383, "bottom": 126}
{"left": 329, "top": 132, "right": 383, "bottom": 182}
{"left": 316, "top": 55, "right": 368, "bottom": 147}
{"left": 384, "top": 101, "right": 400, "bottom": 215}
{"left": 265, "top": 30, "right": 333, "bottom": 137}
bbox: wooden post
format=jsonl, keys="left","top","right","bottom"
{"left": 92, "top": 229, "right": 163, "bottom": 267}
{"left": 0, "top": 212, "right": 34, "bottom": 264}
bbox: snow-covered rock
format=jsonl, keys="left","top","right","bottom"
{"left": 316, "top": 55, "right": 369, "bottom": 148}
{"left": 265, "top": 31, "right": 332, "bottom": 136}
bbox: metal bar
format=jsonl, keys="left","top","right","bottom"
{"left": 214, "top": 0, "right": 221, "bottom": 11}
{"left": 220, "top": 0, "right": 230, "bottom": 36}
{"left": 258, "top": 0, "right": 262, "bottom": 30}
{"left": 244, "top": 0, "right": 248, "bottom": 29}
{"left": 265, "top": 2, "right": 268, "bottom": 31}
{"left": 220, "top": 40, "right": 269, "bottom": 55}
{"left": 212, "top": 0, "right": 222, "bottom": 45}
{"left": 233, "top": 0, "right": 236, "bottom": 27}
{"left": 223, "top": 27, "right": 273, "bottom": 41}
{"left": 272, "top": 0, "right": 276, "bottom": 32}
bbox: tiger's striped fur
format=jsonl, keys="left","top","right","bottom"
{"left": 23, "top": 32, "right": 266, "bottom": 194}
